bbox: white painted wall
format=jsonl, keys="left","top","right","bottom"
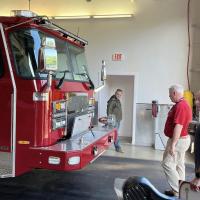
{"left": 53, "top": 0, "right": 189, "bottom": 105}
{"left": 52, "top": 0, "right": 190, "bottom": 145}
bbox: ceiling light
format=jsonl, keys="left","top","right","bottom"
{"left": 93, "top": 14, "right": 133, "bottom": 19}
{"left": 50, "top": 14, "right": 133, "bottom": 20}
{"left": 52, "top": 15, "right": 91, "bottom": 19}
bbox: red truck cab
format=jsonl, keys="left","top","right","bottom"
{"left": 0, "top": 11, "right": 116, "bottom": 177}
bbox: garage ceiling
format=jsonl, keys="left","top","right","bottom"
{"left": 0, "top": 0, "right": 135, "bottom": 17}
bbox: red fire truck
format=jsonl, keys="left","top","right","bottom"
{"left": 0, "top": 11, "right": 116, "bottom": 178}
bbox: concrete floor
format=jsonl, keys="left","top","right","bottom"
{"left": 0, "top": 139, "right": 195, "bottom": 200}
{"left": 104, "top": 137, "right": 194, "bottom": 171}
{"left": 104, "top": 138, "right": 195, "bottom": 197}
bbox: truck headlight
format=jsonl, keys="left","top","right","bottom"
{"left": 48, "top": 156, "right": 61, "bottom": 165}
{"left": 68, "top": 156, "right": 80, "bottom": 165}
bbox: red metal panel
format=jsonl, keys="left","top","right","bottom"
{"left": 29, "top": 149, "right": 82, "bottom": 171}
{"left": 0, "top": 79, "right": 13, "bottom": 152}
{"left": 14, "top": 78, "right": 94, "bottom": 175}
{"left": 81, "top": 131, "right": 116, "bottom": 168}
{"left": 28, "top": 130, "right": 116, "bottom": 172}
{"left": 0, "top": 36, "right": 13, "bottom": 152}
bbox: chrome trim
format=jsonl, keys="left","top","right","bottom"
{"left": 49, "top": 21, "right": 88, "bottom": 45}
{"left": 90, "top": 150, "right": 106, "bottom": 164}
{"left": 5, "top": 18, "right": 37, "bottom": 31}
{"left": 64, "top": 100, "right": 68, "bottom": 136}
{"left": 0, "top": 23, "right": 17, "bottom": 177}
{"left": 69, "top": 92, "right": 88, "bottom": 97}
{"left": 52, "top": 112, "right": 66, "bottom": 118}
{"left": 33, "top": 92, "right": 49, "bottom": 101}
{"left": 30, "top": 126, "right": 113, "bottom": 152}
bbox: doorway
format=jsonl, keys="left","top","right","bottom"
{"left": 98, "top": 73, "right": 138, "bottom": 144}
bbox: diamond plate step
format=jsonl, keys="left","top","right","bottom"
{"left": 0, "top": 152, "right": 13, "bottom": 178}
{"left": 0, "top": 167, "right": 12, "bottom": 178}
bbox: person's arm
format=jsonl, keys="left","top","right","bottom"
{"left": 107, "top": 100, "right": 115, "bottom": 116}
{"left": 191, "top": 178, "right": 200, "bottom": 191}
{"left": 169, "top": 124, "right": 183, "bottom": 156}
{"left": 191, "top": 169, "right": 200, "bottom": 191}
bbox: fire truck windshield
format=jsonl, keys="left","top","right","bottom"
{"left": 9, "top": 28, "right": 90, "bottom": 82}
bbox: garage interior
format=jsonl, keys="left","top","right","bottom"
{"left": 0, "top": 0, "right": 200, "bottom": 199}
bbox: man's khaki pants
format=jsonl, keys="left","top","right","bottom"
{"left": 161, "top": 136, "right": 191, "bottom": 193}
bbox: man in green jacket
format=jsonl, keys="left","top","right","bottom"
{"left": 107, "top": 89, "right": 123, "bottom": 153}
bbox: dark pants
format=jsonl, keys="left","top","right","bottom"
{"left": 195, "top": 125, "right": 200, "bottom": 171}
{"left": 114, "top": 121, "right": 121, "bottom": 150}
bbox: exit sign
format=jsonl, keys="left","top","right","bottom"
{"left": 112, "top": 53, "right": 125, "bottom": 61}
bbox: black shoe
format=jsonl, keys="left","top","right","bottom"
{"left": 164, "top": 190, "right": 178, "bottom": 197}
{"left": 115, "top": 148, "right": 124, "bottom": 153}
{"left": 164, "top": 190, "right": 174, "bottom": 197}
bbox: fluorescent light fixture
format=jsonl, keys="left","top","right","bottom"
{"left": 50, "top": 14, "right": 133, "bottom": 20}
{"left": 52, "top": 15, "right": 91, "bottom": 19}
{"left": 93, "top": 14, "right": 133, "bottom": 19}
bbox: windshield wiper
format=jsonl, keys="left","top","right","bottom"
{"left": 55, "top": 70, "right": 71, "bottom": 89}
{"left": 75, "top": 73, "right": 94, "bottom": 90}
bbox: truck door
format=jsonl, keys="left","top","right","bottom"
{"left": 0, "top": 41, "right": 13, "bottom": 152}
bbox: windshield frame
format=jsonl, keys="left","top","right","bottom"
{"left": 8, "top": 27, "right": 90, "bottom": 83}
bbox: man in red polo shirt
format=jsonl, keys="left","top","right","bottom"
{"left": 162, "top": 84, "right": 192, "bottom": 197}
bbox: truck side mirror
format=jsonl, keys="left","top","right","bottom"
{"left": 101, "top": 60, "right": 106, "bottom": 81}
{"left": 38, "top": 37, "right": 58, "bottom": 72}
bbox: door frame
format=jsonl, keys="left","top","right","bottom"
{"left": 0, "top": 23, "right": 17, "bottom": 177}
{"left": 98, "top": 72, "right": 138, "bottom": 145}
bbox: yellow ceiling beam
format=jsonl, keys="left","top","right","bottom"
{"left": 0, "top": 0, "right": 135, "bottom": 17}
